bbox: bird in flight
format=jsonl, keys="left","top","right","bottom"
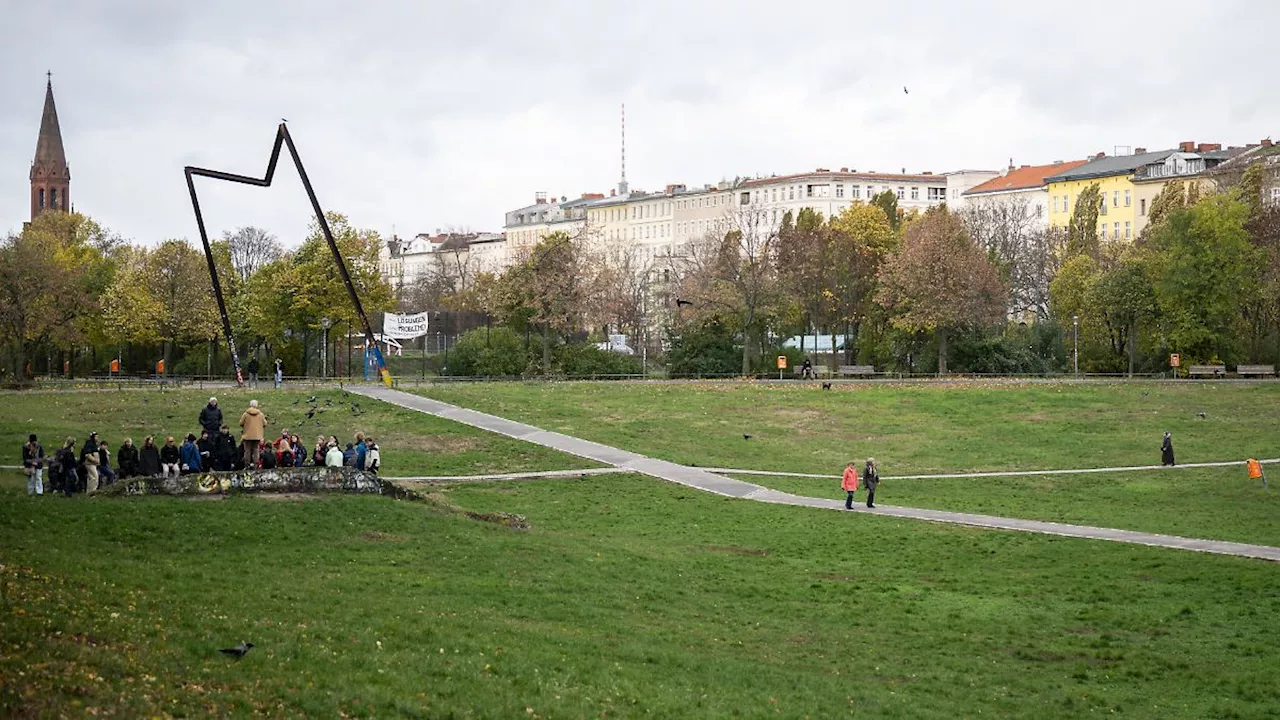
{"left": 903, "top": 86, "right": 909, "bottom": 94}
{"left": 675, "top": 298, "right": 693, "bottom": 308}
{"left": 219, "top": 642, "right": 255, "bottom": 660}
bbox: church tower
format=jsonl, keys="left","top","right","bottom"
{"left": 30, "top": 72, "right": 70, "bottom": 221}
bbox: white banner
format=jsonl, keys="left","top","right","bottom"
{"left": 383, "top": 311, "right": 430, "bottom": 339}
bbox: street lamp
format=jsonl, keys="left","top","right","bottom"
{"left": 320, "top": 317, "right": 331, "bottom": 379}
{"left": 1072, "top": 315, "right": 1079, "bottom": 377}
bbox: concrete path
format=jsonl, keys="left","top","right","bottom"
{"left": 353, "top": 386, "right": 1280, "bottom": 563}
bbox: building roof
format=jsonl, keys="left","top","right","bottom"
{"left": 32, "top": 78, "right": 68, "bottom": 171}
{"left": 740, "top": 169, "right": 942, "bottom": 188}
{"left": 1044, "top": 150, "right": 1176, "bottom": 183}
{"left": 964, "top": 160, "right": 1090, "bottom": 196}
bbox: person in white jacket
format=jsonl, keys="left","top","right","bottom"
{"left": 365, "top": 437, "right": 381, "bottom": 475}
{"left": 324, "top": 442, "right": 345, "bottom": 468}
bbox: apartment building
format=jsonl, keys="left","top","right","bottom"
{"left": 736, "top": 168, "right": 949, "bottom": 231}
{"left": 961, "top": 159, "right": 1089, "bottom": 228}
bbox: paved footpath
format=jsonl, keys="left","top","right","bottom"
{"left": 354, "top": 386, "right": 1280, "bottom": 563}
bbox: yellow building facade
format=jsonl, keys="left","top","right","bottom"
{"left": 1044, "top": 151, "right": 1172, "bottom": 242}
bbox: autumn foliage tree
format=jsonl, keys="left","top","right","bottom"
{"left": 876, "top": 206, "right": 1007, "bottom": 373}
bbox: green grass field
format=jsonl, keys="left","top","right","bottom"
{"left": 0, "top": 388, "right": 599, "bottom": 477}
{"left": 3, "top": 382, "right": 1280, "bottom": 718}
{"left": 412, "top": 380, "right": 1280, "bottom": 544}
{"left": 3, "top": 474, "right": 1280, "bottom": 718}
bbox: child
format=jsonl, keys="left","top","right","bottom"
{"left": 842, "top": 460, "right": 859, "bottom": 510}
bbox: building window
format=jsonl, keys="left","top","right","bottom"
{"left": 1053, "top": 196, "right": 1059, "bottom": 213}
{"left": 38, "top": 188, "right": 45, "bottom": 208}
{"left": 1124, "top": 221, "right": 1131, "bottom": 239}
{"left": 1114, "top": 222, "right": 1120, "bottom": 237}
{"left": 1140, "top": 198, "right": 1147, "bottom": 216}
{"left": 835, "top": 184, "right": 844, "bottom": 198}
{"left": 952, "top": 188, "right": 959, "bottom": 199}
{"left": 1035, "top": 204, "right": 1044, "bottom": 218}
{"left": 927, "top": 187, "right": 946, "bottom": 201}
{"left": 896, "top": 187, "right": 905, "bottom": 199}
{"left": 911, "top": 187, "right": 919, "bottom": 200}
{"left": 741, "top": 192, "right": 750, "bottom": 205}
{"left": 51, "top": 188, "right": 58, "bottom": 209}
{"left": 1064, "top": 196, "right": 1070, "bottom": 213}
{"left": 1100, "top": 196, "right": 1108, "bottom": 215}
{"left": 851, "top": 185, "right": 861, "bottom": 199}
{"left": 1113, "top": 191, "right": 1119, "bottom": 208}
{"left": 1101, "top": 225, "right": 1107, "bottom": 240}
{"left": 771, "top": 189, "right": 777, "bottom": 202}
{"left": 788, "top": 187, "right": 795, "bottom": 200}
{"left": 866, "top": 185, "right": 874, "bottom": 198}
{"left": 1124, "top": 189, "right": 1131, "bottom": 207}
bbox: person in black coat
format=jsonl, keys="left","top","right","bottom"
{"left": 197, "top": 430, "right": 216, "bottom": 471}
{"left": 138, "top": 436, "right": 162, "bottom": 477}
{"left": 1161, "top": 432, "right": 1176, "bottom": 466}
{"left": 117, "top": 438, "right": 140, "bottom": 478}
{"left": 246, "top": 356, "right": 260, "bottom": 389}
{"left": 198, "top": 397, "right": 223, "bottom": 438}
{"left": 213, "top": 426, "right": 237, "bottom": 471}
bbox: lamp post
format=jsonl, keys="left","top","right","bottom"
{"left": 320, "top": 317, "right": 331, "bottom": 379}
{"left": 436, "top": 331, "right": 442, "bottom": 376}
{"left": 1072, "top": 315, "right": 1079, "bottom": 377}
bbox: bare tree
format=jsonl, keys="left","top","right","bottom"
{"left": 961, "top": 196, "right": 1064, "bottom": 321}
{"left": 223, "top": 226, "right": 282, "bottom": 283}
{"left": 669, "top": 205, "right": 783, "bottom": 374}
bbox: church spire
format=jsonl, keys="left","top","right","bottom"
{"left": 30, "top": 72, "right": 71, "bottom": 221}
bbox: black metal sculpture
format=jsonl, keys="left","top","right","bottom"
{"left": 184, "top": 122, "right": 391, "bottom": 387}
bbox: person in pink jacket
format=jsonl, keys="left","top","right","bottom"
{"left": 842, "top": 461, "right": 859, "bottom": 509}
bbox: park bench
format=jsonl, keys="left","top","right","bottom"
{"left": 838, "top": 365, "right": 876, "bottom": 377}
{"left": 1188, "top": 365, "right": 1226, "bottom": 377}
{"left": 791, "top": 365, "right": 831, "bottom": 378}
{"left": 1236, "top": 364, "right": 1276, "bottom": 377}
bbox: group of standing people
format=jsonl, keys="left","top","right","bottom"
{"left": 20, "top": 396, "right": 382, "bottom": 497}
{"left": 842, "top": 458, "right": 879, "bottom": 509}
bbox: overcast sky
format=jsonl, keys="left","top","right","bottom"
{"left": 2, "top": 0, "right": 1276, "bottom": 246}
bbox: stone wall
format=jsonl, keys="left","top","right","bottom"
{"left": 101, "top": 467, "right": 388, "bottom": 497}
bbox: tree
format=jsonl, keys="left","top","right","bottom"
{"left": 1148, "top": 194, "right": 1258, "bottom": 360}
{"left": 776, "top": 208, "right": 829, "bottom": 356}
{"left": 961, "top": 196, "right": 1065, "bottom": 320}
{"left": 1092, "top": 251, "right": 1158, "bottom": 375}
{"left": 101, "top": 245, "right": 164, "bottom": 347}
{"left": 495, "top": 231, "right": 588, "bottom": 370}
{"left": 223, "top": 226, "right": 282, "bottom": 283}
{"left": 869, "top": 190, "right": 901, "bottom": 232}
{"left": 0, "top": 212, "right": 115, "bottom": 380}
{"left": 826, "top": 204, "right": 895, "bottom": 363}
{"left": 670, "top": 206, "right": 783, "bottom": 374}
{"left": 145, "top": 239, "right": 222, "bottom": 371}
{"left": 876, "top": 206, "right": 1007, "bottom": 373}
{"left": 1065, "top": 183, "right": 1101, "bottom": 260}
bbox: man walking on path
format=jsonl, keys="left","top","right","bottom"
{"left": 199, "top": 397, "right": 223, "bottom": 438}
{"left": 1161, "top": 432, "right": 1176, "bottom": 466}
{"left": 864, "top": 458, "right": 880, "bottom": 508}
{"left": 239, "top": 400, "right": 268, "bottom": 469}
{"left": 247, "top": 356, "right": 260, "bottom": 388}
{"left": 842, "top": 460, "right": 859, "bottom": 509}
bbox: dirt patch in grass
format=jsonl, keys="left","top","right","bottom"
{"left": 389, "top": 435, "right": 482, "bottom": 454}
{"left": 814, "top": 573, "right": 856, "bottom": 582}
{"left": 253, "top": 493, "right": 320, "bottom": 502}
{"left": 703, "top": 545, "right": 770, "bottom": 557}
{"left": 361, "top": 531, "right": 409, "bottom": 543}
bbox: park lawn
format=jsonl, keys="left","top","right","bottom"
{"left": 2, "top": 474, "right": 1279, "bottom": 719}
{"left": 409, "top": 380, "right": 1280, "bottom": 543}
{"left": 409, "top": 380, "right": 1280, "bottom": 474}
{"left": 0, "top": 388, "right": 599, "bottom": 478}
{"left": 734, "top": 466, "right": 1280, "bottom": 547}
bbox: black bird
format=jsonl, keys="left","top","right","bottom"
{"left": 742, "top": 434, "right": 752, "bottom": 440}
{"left": 821, "top": 382, "right": 832, "bottom": 390}
{"left": 675, "top": 298, "right": 693, "bottom": 308}
{"left": 1197, "top": 411, "right": 1207, "bottom": 419}
{"left": 219, "top": 642, "right": 254, "bottom": 660}
{"left": 305, "top": 408, "right": 316, "bottom": 419}
{"left": 307, "top": 396, "right": 317, "bottom": 404}
{"left": 292, "top": 398, "right": 301, "bottom": 405}
{"left": 903, "top": 86, "right": 909, "bottom": 94}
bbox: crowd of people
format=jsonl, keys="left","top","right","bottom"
{"left": 20, "top": 396, "right": 381, "bottom": 497}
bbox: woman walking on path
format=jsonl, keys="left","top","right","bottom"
{"left": 842, "top": 461, "right": 859, "bottom": 510}
{"left": 1161, "top": 432, "right": 1176, "bottom": 466}
{"left": 864, "top": 458, "right": 880, "bottom": 509}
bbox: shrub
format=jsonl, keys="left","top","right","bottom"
{"left": 443, "top": 327, "right": 526, "bottom": 377}
{"left": 665, "top": 321, "right": 741, "bottom": 376}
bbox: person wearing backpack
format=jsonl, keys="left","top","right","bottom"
{"left": 22, "top": 434, "right": 45, "bottom": 496}
{"left": 842, "top": 460, "right": 859, "bottom": 510}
